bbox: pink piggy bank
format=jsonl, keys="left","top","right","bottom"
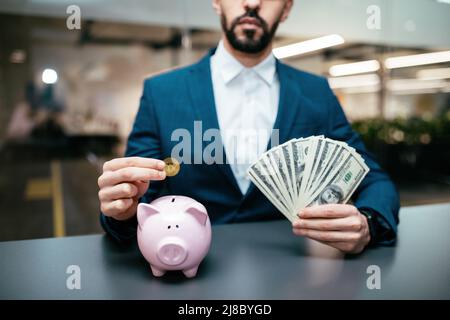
{"left": 137, "top": 195, "right": 212, "bottom": 278}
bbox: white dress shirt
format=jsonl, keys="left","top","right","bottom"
{"left": 210, "top": 41, "right": 279, "bottom": 195}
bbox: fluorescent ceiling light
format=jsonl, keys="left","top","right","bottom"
{"left": 340, "top": 85, "right": 381, "bottom": 94}
{"left": 273, "top": 34, "right": 345, "bottom": 59}
{"left": 328, "top": 74, "right": 380, "bottom": 89}
{"left": 329, "top": 74, "right": 449, "bottom": 94}
{"left": 387, "top": 79, "right": 447, "bottom": 91}
{"left": 417, "top": 67, "right": 450, "bottom": 80}
{"left": 329, "top": 60, "right": 380, "bottom": 77}
{"left": 385, "top": 51, "right": 450, "bottom": 69}
{"left": 391, "top": 89, "right": 441, "bottom": 95}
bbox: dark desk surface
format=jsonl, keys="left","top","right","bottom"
{"left": 1, "top": 203, "right": 449, "bottom": 299}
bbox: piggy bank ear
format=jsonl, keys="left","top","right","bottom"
{"left": 137, "top": 203, "right": 160, "bottom": 226}
{"left": 185, "top": 205, "right": 208, "bottom": 225}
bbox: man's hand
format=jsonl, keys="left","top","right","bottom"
{"left": 98, "top": 157, "right": 166, "bottom": 221}
{"left": 292, "top": 204, "right": 371, "bottom": 254}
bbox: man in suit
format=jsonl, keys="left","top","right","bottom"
{"left": 98, "top": 0, "right": 399, "bottom": 254}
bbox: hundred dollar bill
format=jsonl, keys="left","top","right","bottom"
{"left": 305, "top": 138, "right": 336, "bottom": 195}
{"left": 248, "top": 175, "right": 294, "bottom": 221}
{"left": 298, "top": 137, "right": 321, "bottom": 201}
{"left": 306, "top": 139, "right": 341, "bottom": 196}
{"left": 290, "top": 138, "right": 310, "bottom": 204}
{"left": 247, "top": 135, "right": 369, "bottom": 223}
{"left": 247, "top": 162, "right": 293, "bottom": 220}
{"left": 280, "top": 141, "right": 297, "bottom": 205}
{"left": 302, "top": 146, "right": 350, "bottom": 208}
{"left": 305, "top": 152, "right": 369, "bottom": 207}
{"left": 258, "top": 154, "right": 293, "bottom": 209}
{"left": 266, "top": 146, "right": 295, "bottom": 209}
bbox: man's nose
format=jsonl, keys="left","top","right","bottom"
{"left": 243, "top": 0, "right": 261, "bottom": 11}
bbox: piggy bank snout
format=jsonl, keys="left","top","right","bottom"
{"left": 157, "top": 239, "right": 188, "bottom": 266}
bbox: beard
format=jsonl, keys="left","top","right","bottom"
{"left": 221, "top": 9, "right": 280, "bottom": 54}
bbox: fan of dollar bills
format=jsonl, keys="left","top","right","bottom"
{"left": 247, "top": 136, "right": 370, "bottom": 223}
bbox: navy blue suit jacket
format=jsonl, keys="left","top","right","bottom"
{"left": 100, "top": 49, "right": 399, "bottom": 244}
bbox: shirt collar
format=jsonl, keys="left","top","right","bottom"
{"left": 213, "top": 40, "right": 277, "bottom": 86}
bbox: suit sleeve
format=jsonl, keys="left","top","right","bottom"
{"left": 323, "top": 80, "right": 400, "bottom": 245}
{"left": 100, "top": 80, "right": 165, "bottom": 243}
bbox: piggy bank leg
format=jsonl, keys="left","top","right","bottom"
{"left": 183, "top": 266, "right": 199, "bottom": 278}
{"left": 150, "top": 265, "right": 166, "bottom": 277}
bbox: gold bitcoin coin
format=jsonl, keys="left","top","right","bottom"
{"left": 163, "top": 157, "right": 180, "bottom": 177}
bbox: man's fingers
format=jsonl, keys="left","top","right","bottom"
{"left": 103, "top": 157, "right": 165, "bottom": 172}
{"left": 99, "top": 183, "right": 138, "bottom": 201}
{"left": 319, "top": 241, "right": 365, "bottom": 254}
{"left": 132, "top": 180, "right": 150, "bottom": 197}
{"left": 292, "top": 216, "right": 363, "bottom": 232}
{"left": 292, "top": 228, "right": 360, "bottom": 242}
{"left": 298, "top": 204, "right": 358, "bottom": 219}
{"left": 98, "top": 167, "right": 166, "bottom": 188}
{"left": 101, "top": 198, "right": 134, "bottom": 217}
{"left": 98, "top": 157, "right": 163, "bottom": 219}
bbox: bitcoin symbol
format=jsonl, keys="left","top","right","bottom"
{"left": 164, "top": 157, "right": 180, "bottom": 177}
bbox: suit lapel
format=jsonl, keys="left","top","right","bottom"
{"left": 187, "top": 51, "right": 242, "bottom": 193}
{"left": 272, "top": 61, "right": 304, "bottom": 146}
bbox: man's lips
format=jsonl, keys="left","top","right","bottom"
{"left": 238, "top": 17, "right": 261, "bottom": 26}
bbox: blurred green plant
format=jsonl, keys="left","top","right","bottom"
{"left": 352, "top": 111, "right": 450, "bottom": 147}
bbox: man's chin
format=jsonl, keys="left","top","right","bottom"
{"left": 236, "top": 38, "right": 263, "bottom": 47}
{"left": 234, "top": 45, "right": 267, "bottom": 54}
{"left": 226, "top": 30, "right": 271, "bottom": 54}
{"left": 235, "top": 36, "right": 265, "bottom": 48}
{"left": 236, "top": 29, "right": 263, "bottom": 40}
